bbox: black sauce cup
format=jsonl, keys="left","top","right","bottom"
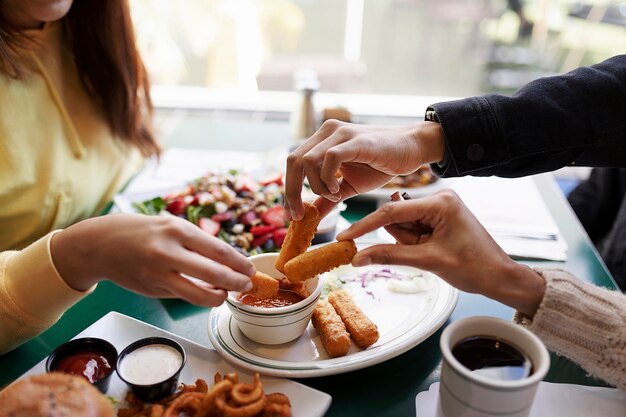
{"left": 116, "top": 337, "right": 186, "bottom": 402}
{"left": 45, "top": 337, "right": 118, "bottom": 393}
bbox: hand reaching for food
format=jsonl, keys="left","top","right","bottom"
{"left": 336, "top": 189, "right": 546, "bottom": 317}
{"left": 50, "top": 213, "right": 255, "bottom": 307}
{"left": 284, "top": 120, "right": 446, "bottom": 220}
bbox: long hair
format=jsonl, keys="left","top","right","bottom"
{"left": 0, "top": 1, "right": 159, "bottom": 157}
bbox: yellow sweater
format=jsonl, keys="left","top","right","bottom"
{"left": 0, "top": 21, "right": 142, "bottom": 353}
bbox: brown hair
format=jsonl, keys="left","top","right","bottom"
{"left": 0, "top": 1, "right": 159, "bottom": 157}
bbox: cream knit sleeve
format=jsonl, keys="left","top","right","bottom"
{"left": 0, "top": 231, "right": 95, "bottom": 354}
{"left": 514, "top": 268, "right": 626, "bottom": 390}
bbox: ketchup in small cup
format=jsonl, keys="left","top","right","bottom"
{"left": 116, "top": 337, "right": 186, "bottom": 402}
{"left": 46, "top": 337, "right": 117, "bottom": 393}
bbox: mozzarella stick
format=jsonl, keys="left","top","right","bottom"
{"left": 311, "top": 300, "right": 351, "bottom": 357}
{"left": 275, "top": 202, "right": 320, "bottom": 273}
{"left": 328, "top": 290, "right": 379, "bottom": 349}
{"left": 244, "top": 271, "right": 279, "bottom": 299}
{"left": 284, "top": 240, "right": 357, "bottom": 283}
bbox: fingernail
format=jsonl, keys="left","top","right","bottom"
{"left": 336, "top": 230, "right": 348, "bottom": 240}
{"left": 248, "top": 266, "right": 256, "bottom": 277}
{"left": 352, "top": 255, "right": 371, "bottom": 267}
{"left": 329, "top": 183, "right": 339, "bottom": 194}
{"left": 325, "top": 193, "right": 340, "bottom": 203}
{"left": 242, "top": 279, "right": 253, "bottom": 292}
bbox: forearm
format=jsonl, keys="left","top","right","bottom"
{"left": 515, "top": 268, "right": 626, "bottom": 390}
{"left": 430, "top": 55, "right": 626, "bottom": 177}
{"left": 0, "top": 232, "right": 94, "bottom": 353}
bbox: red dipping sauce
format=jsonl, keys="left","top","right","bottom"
{"left": 56, "top": 351, "right": 112, "bottom": 383}
{"left": 239, "top": 289, "right": 304, "bottom": 308}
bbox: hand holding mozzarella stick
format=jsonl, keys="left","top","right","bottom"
{"left": 336, "top": 190, "right": 546, "bottom": 318}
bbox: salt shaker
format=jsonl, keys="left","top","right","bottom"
{"left": 289, "top": 69, "right": 320, "bottom": 150}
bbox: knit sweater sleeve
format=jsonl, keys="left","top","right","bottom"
{"left": 0, "top": 231, "right": 95, "bottom": 354}
{"left": 514, "top": 268, "right": 626, "bottom": 390}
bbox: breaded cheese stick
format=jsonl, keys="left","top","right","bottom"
{"left": 284, "top": 240, "right": 357, "bottom": 283}
{"left": 275, "top": 202, "right": 320, "bottom": 273}
{"left": 244, "top": 271, "right": 279, "bottom": 299}
{"left": 311, "top": 300, "right": 351, "bottom": 357}
{"left": 328, "top": 290, "right": 379, "bottom": 349}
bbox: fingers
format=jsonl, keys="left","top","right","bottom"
{"left": 337, "top": 199, "right": 430, "bottom": 241}
{"left": 169, "top": 248, "right": 253, "bottom": 292}
{"left": 285, "top": 120, "right": 350, "bottom": 219}
{"left": 383, "top": 224, "right": 420, "bottom": 245}
{"left": 285, "top": 152, "right": 306, "bottom": 220}
{"left": 351, "top": 243, "right": 434, "bottom": 269}
{"left": 187, "top": 232, "right": 255, "bottom": 276}
{"left": 165, "top": 273, "right": 229, "bottom": 307}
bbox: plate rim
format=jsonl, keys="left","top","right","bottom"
{"left": 208, "top": 265, "right": 458, "bottom": 378}
{"left": 16, "top": 311, "right": 332, "bottom": 416}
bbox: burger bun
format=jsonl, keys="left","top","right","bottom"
{"left": 0, "top": 372, "right": 114, "bottom": 417}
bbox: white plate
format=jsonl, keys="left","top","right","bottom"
{"left": 208, "top": 252, "right": 458, "bottom": 378}
{"left": 17, "top": 312, "right": 332, "bottom": 417}
{"left": 360, "top": 178, "right": 450, "bottom": 202}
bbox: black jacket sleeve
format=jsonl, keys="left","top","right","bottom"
{"left": 430, "top": 55, "right": 626, "bottom": 178}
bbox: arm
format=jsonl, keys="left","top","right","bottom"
{"left": 0, "top": 213, "right": 255, "bottom": 353}
{"left": 431, "top": 55, "right": 626, "bottom": 177}
{"left": 515, "top": 268, "right": 626, "bottom": 391}
{"left": 0, "top": 232, "right": 93, "bottom": 354}
{"left": 337, "top": 191, "right": 626, "bottom": 389}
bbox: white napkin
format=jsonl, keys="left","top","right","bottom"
{"left": 416, "top": 382, "right": 626, "bottom": 417}
{"left": 450, "top": 176, "right": 568, "bottom": 261}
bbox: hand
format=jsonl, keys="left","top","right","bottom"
{"left": 51, "top": 213, "right": 255, "bottom": 307}
{"left": 336, "top": 190, "right": 546, "bottom": 317}
{"left": 284, "top": 120, "right": 445, "bottom": 220}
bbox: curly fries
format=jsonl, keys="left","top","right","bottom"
{"left": 117, "top": 372, "right": 291, "bottom": 417}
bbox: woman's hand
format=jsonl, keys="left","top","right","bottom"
{"left": 50, "top": 213, "right": 255, "bottom": 307}
{"left": 284, "top": 120, "right": 445, "bottom": 220}
{"left": 336, "top": 190, "right": 546, "bottom": 317}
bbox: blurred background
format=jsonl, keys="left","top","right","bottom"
{"left": 130, "top": 0, "right": 626, "bottom": 190}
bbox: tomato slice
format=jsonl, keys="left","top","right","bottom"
{"left": 250, "top": 225, "right": 276, "bottom": 236}
{"left": 198, "top": 217, "right": 221, "bottom": 236}
{"left": 259, "top": 172, "right": 283, "bottom": 186}
{"left": 261, "top": 206, "right": 286, "bottom": 228}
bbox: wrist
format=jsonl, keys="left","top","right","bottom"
{"left": 50, "top": 227, "right": 99, "bottom": 292}
{"left": 416, "top": 121, "right": 446, "bottom": 165}
{"left": 493, "top": 262, "right": 546, "bottom": 317}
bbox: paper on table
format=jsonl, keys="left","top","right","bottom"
{"left": 375, "top": 176, "right": 567, "bottom": 261}
{"left": 450, "top": 176, "right": 568, "bottom": 261}
{"left": 415, "top": 382, "right": 626, "bottom": 417}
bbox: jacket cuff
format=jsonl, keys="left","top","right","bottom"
{"left": 429, "top": 96, "right": 508, "bottom": 177}
{"left": 4, "top": 231, "right": 96, "bottom": 321}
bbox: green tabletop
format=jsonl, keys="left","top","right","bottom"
{"left": 0, "top": 115, "right": 618, "bottom": 415}
{"left": 0, "top": 173, "right": 616, "bottom": 416}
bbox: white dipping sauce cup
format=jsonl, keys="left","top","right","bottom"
{"left": 438, "top": 316, "right": 550, "bottom": 417}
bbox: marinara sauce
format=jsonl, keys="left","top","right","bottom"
{"left": 56, "top": 351, "right": 113, "bottom": 383}
{"left": 239, "top": 289, "right": 304, "bottom": 308}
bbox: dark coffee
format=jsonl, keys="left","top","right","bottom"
{"left": 452, "top": 336, "right": 532, "bottom": 380}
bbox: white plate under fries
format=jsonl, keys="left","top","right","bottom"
{"left": 17, "top": 312, "right": 332, "bottom": 417}
{"left": 208, "top": 242, "right": 458, "bottom": 378}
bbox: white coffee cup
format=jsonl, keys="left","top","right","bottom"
{"left": 438, "top": 316, "right": 550, "bottom": 417}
